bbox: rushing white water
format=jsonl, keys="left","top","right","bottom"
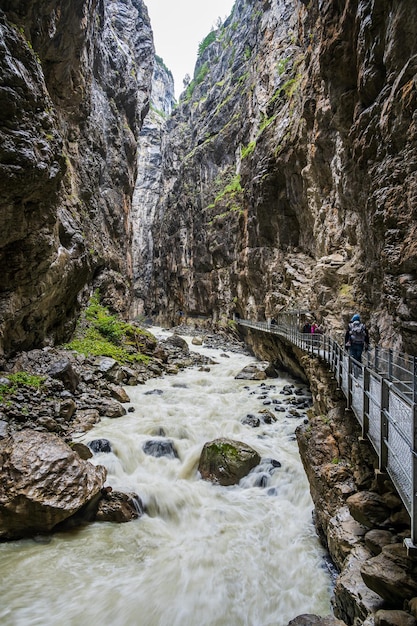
{"left": 0, "top": 331, "right": 333, "bottom": 626}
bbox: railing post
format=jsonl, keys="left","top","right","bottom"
{"left": 379, "top": 379, "right": 389, "bottom": 470}
{"left": 414, "top": 357, "right": 417, "bottom": 404}
{"left": 388, "top": 349, "right": 393, "bottom": 381}
{"left": 363, "top": 367, "right": 370, "bottom": 438}
{"left": 347, "top": 357, "right": 352, "bottom": 409}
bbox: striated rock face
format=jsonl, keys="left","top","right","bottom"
{"left": 131, "top": 57, "right": 175, "bottom": 317}
{"left": 146, "top": 0, "right": 417, "bottom": 353}
{"left": 0, "top": 0, "right": 154, "bottom": 358}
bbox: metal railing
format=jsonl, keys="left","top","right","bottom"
{"left": 236, "top": 315, "right": 417, "bottom": 548}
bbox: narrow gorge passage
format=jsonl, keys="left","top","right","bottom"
{"left": 0, "top": 331, "right": 332, "bottom": 626}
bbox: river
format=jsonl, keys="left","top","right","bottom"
{"left": 0, "top": 330, "right": 333, "bottom": 626}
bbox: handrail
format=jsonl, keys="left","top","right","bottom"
{"left": 235, "top": 316, "right": 417, "bottom": 550}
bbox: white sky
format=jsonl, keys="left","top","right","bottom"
{"left": 145, "top": 0, "right": 236, "bottom": 99}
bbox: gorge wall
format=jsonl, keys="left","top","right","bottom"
{"left": 0, "top": 0, "right": 153, "bottom": 358}
{"left": 142, "top": 0, "right": 417, "bottom": 355}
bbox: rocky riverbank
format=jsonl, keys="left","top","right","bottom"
{"left": 296, "top": 356, "right": 417, "bottom": 626}
{"left": 0, "top": 325, "right": 221, "bottom": 540}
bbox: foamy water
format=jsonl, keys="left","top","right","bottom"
{"left": 0, "top": 330, "right": 333, "bottom": 626}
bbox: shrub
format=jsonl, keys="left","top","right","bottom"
{"left": 66, "top": 292, "right": 154, "bottom": 364}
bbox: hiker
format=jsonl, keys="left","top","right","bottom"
{"left": 302, "top": 321, "right": 311, "bottom": 334}
{"left": 345, "top": 313, "right": 369, "bottom": 363}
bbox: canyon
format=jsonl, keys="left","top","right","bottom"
{"left": 1, "top": 0, "right": 417, "bottom": 624}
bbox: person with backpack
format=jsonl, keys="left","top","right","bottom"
{"left": 345, "top": 313, "right": 369, "bottom": 363}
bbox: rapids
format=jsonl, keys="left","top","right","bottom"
{"left": 0, "top": 330, "right": 333, "bottom": 626}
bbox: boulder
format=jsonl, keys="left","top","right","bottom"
{"left": 374, "top": 609, "right": 417, "bottom": 626}
{"left": 0, "top": 430, "right": 106, "bottom": 540}
{"left": 361, "top": 543, "right": 417, "bottom": 607}
{"left": 70, "top": 442, "right": 93, "bottom": 460}
{"left": 88, "top": 438, "right": 112, "bottom": 454}
{"left": 198, "top": 438, "right": 261, "bottom": 486}
{"left": 365, "top": 529, "right": 397, "bottom": 556}
{"left": 95, "top": 491, "right": 143, "bottom": 523}
{"left": 108, "top": 384, "right": 130, "bottom": 403}
{"left": 347, "top": 491, "right": 391, "bottom": 528}
{"left": 48, "top": 359, "right": 80, "bottom": 392}
{"left": 98, "top": 398, "right": 126, "bottom": 418}
{"left": 235, "top": 364, "right": 267, "bottom": 380}
{"left": 162, "top": 334, "right": 189, "bottom": 352}
{"left": 98, "top": 357, "right": 125, "bottom": 383}
{"left": 287, "top": 615, "right": 346, "bottom": 626}
{"left": 143, "top": 439, "right": 179, "bottom": 458}
{"left": 59, "top": 398, "right": 76, "bottom": 421}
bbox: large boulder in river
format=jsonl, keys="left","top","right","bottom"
{"left": 234, "top": 363, "right": 268, "bottom": 380}
{"left": 198, "top": 438, "right": 261, "bottom": 486}
{"left": 0, "top": 430, "right": 107, "bottom": 540}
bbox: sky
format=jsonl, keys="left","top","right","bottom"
{"left": 144, "top": 0, "right": 236, "bottom": 99}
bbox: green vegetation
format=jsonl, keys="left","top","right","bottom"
{"left": 277, "top": 58, "right": 290, "bottom": 76}
{"left": 198, "top": 30, "right": 217, "bottom": 57}
{"left": 214, "top": 174, "right": 242, "bottom": 203}
{"left": 206, "top": 173, "right": 244, "bottom": 224}
{"left": 241, "top": 141, "right": 256, "bottom": 159}
{"left": 184, "top": 62, "right": 210, "bottom": 100}
{"left": 0, "top": 372, "right": 46, "bottom": 402}
{"left": 155, "top": 54, "right": 173, "bottom": 78}
{"left": 65, "top": 291, "right": 154, "bottom": 364}
{"left": 150, "top": 103, "right": 167, "bottom": 119}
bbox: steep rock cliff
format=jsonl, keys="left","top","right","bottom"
{"left": 146, "top": 0, "right": 417, "bottom": 353}
{"left": 131, "top": 56, "right": 175, "bottom": 318}
{"left": 0, "top": 0, "right": 153, "bottom": 357}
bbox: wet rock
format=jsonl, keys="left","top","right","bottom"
{"left": 98, "top": 398, "right": 126, "bottom": 418}
{"left": 70, "top": 442, "right": 93, "bottom": 460}
{"left": 48, "top": 360, "right": 80, "bottom": 393}
{"left": 241, "top": 414, "right": 261, "bottom": 428}
{"left": 59, "top": 398, "right": 76, "bottom": 421}
{"left": 198, "top": 437, "right": 261, "bottom": 486}
{"left": 360, "top": 544, "right": 417, "bottom": 607}
{"left": 365, "top": 529, "right": 397, "bottom": 556}
{"left": 69, "top": 409, "right": 100, "bottom": 433}
{"left": 143, "top": 439, "right": 179, "bottom": 459}
{"left": 347, "top": 491, "right": 392, "bottom": 528}
{"left": 0, "top": 419, "right": 9, "bottom": 439}
{"left": 0, "top": 430, "right": 106, "bottom": 540}
{"left": 98, "top": 358, "right": 126, "bottom": 384}
{"left": 88, "top": 439, "right": 112, "bottom": 454}
{"left": 36, "top": 415, "right": 63, "bottom": 433}
{"left": 191, "top": 337, "right": 203, "bottom": 345}
{"left": 235, "top": 364, "right": 267, "bottom": 380}
{"left": 259, "top": 408, "right": 277, "bottom": 424}
{"left": 162, "top": 334, "right": 189, "bottom": 353}
{"left": 108, "top": 384, "right": 130, "bottom": 403}
{"left": 374, "top": 609, "right": 417, "bottom": 626}
{"left": 95, "top": 491, "right": 143, "bottom": 523}
{"left": 287, "top": 615, "right": 346, "bottom": 626}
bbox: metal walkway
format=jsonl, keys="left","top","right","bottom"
{"left": 236, "top": 314, "right": 417, "bottom": 549}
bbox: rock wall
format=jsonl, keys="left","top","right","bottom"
{"left": 0, "top": 0, "right": 154, "bottom": 358}
{"left": 131, "top": 56, "right": 175, "bottom": 318}
{"left": 146, "top": 0, "right": 417, "bottom": 354}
